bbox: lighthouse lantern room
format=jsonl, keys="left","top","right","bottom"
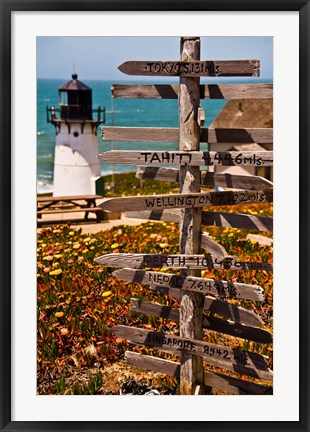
{"left": 47, "top": 74, "right": 105, "bottom": 196}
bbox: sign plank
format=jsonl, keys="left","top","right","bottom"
{"left": 101, "top": 127, "right": 273, "bottom": 144}
{"left": 99, "top": 150, "right": 273, "bottom": 167}
{"left": 125, "top": 209, "right": 273, "bottom": 232}
{"left": 136, "top": 283, "right": 263, "bottom": 327}
{"left": 97, "top": 253, "right": 273, "bottom": 271}
{"left": 112, "top": 326, "right": 272, "bottom": 381}
{"left": 130, "top": 299, "right": 272, "bottom": 343}
{"left": 125, "top": 209, "right": 180, "bottom": 223}
{"left": 200, "top": 233, "right": 229, "bottom": 259}
{"left": 202, "top": 212, "right": 273, "bottom": 232}
{"left": 99, "top": 190, "right": 273, "bottom": 213}
{"left": 124, "top": 352, "right": 273, "bottom": 394}
{"left": 111, "top": 84, "right": 273, "bottom": 100}
{"left": 114, "top": 268, "right": 265, "bottom": 301}
{"left": 136, "top": 166, "right": 273, "bottom": 190}
{"left": 118, "top": 60, "right": 260, "bottom": 77}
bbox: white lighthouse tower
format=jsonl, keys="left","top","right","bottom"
{"left": 47, "top": 74, "right": 105, "bottom": 196}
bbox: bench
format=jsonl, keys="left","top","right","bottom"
{"left": 37, "top": 195, "right": 105, "bottom": 225}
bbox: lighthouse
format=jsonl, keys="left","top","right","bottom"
{"left": 47, "top": 74, "right": 105, "bottom": 196}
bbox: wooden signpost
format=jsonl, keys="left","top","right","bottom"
{"left": 95, "top": 36, "right": 273, "bottom": 395}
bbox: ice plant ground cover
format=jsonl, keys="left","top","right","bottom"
{"left": 37, "top": 202, "right": 273, "bottom": 395}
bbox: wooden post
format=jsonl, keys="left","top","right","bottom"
{"left": 179, "top": 36, "right": 205, "bottom": 394}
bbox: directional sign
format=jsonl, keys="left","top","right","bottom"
{"left": 125, "top": 209, "right": 273, "bottom": 232}
{"left": 118, "top": 60, "right": 260, "bottom": 77}
{"left": 96, "top": 253, "right": 273, "bottom": 271}
{"left": 99, "top": 150, "right": 273, "bottom": 167}
{"left": 113, "top": 268, "right": 265, "bottom": 301}
{"left": 125, "top": 351, "right": 272, "bottom": 394}
{"left": 99, "top": 190, "right": 273, "bottom": 212}
{"left": 136, "top": 166, "right": 273, "bottom": 190}
{"left": 130, "top": 299, "right": 272, "bottom": 343}
{"left": 111, "top": 326, "right": 272, "bottom": 381}
{"left": 101, "top": 127, "right": 273, "bottom": 144}
{"left": 111, "top": 83, "right": 273, "bottom": 100}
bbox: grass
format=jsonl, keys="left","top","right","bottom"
{"left": 37, "top": 199, "right": 273, "bottom": 395}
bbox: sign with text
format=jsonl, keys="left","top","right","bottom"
{"left": 118, "top": 60, "right": 260, "bottom": 77}
{"left": 99, "top": 150, "right": 273, "bottom": 167}
{"left": 96, "top": 253, "right": 273, "bottom": 271}
{"left": 112, "top": 326, "right": 272, "bottom": 381}
{"left": 113, "top": 268, "right": 265, "bottom": 301}
{"left": 99, "top": 189, "right": 273, "bottom": 212}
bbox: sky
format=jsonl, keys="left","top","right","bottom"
{"left": 36, "top": 36, "right": 273, "bottom": 81}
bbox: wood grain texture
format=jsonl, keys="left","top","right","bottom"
{"left": 113, "top": 268, "right": 265, "bottom": 301}
{"left": 97, "top": 253, "right": 273, "bottom": 271}
{"left": 130, "top": 299, "right": 272, "bottom": 343}
{"left": 124, "top": 352, "right": 273, "bottom": 394}
{"left": 101, "top": 127, "right": 273, "bottom": 144}
{"left": 111, "top": 84, "right": 273, "bottom": 100}
{"left": 178, "top": 37, "right": 204, "bottom": 395}
{"left": 111, "top": 326, "right": 272, "bottom": 381}
{"left": 118, "top": 60, "right": 260, "bottom": 77}
{"left": 99, "top": 190, "right": 273, "bottom": 212}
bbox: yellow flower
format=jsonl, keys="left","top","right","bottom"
{"left": 54, "top": 254, "right": 62, "bottom": 259}
{"left": 73, "top": 243, "right": 80, "bottom": 249}
{"left": 111, "top": 243, "right": 119, "bottom": 249}
{"left": 43, "top": 255, "right": 53, "bottom": 261}
{"left": 83, "top": 237, "right": 91, "bottom": 243}
{"left": 159, "top": 243, "right": 169, "bottom": 248}
{"left": 69, "top": 231, "right": 75, "bottom": 236}
{"left": 53, "top": 229, "right": 62, "bottom": 234}
{"left": 55, "top": 311, "right": 64, "bottom": 318}
{"left": 102, "top": 291, "right": 112, "bottom": 298}
{"left": 49, "top": 268, "right": 62, "bottom": 276}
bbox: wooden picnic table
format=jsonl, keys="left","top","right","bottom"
{"left": 37, "top": 194, "right": 105, "bottom": 224}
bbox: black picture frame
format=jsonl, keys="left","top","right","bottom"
{"left": 1, "top": 1, "right": 309, "bottom": 431}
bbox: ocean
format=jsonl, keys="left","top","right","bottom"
{"left": 37, "top": 77, "right": 271, "bottom": 194}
